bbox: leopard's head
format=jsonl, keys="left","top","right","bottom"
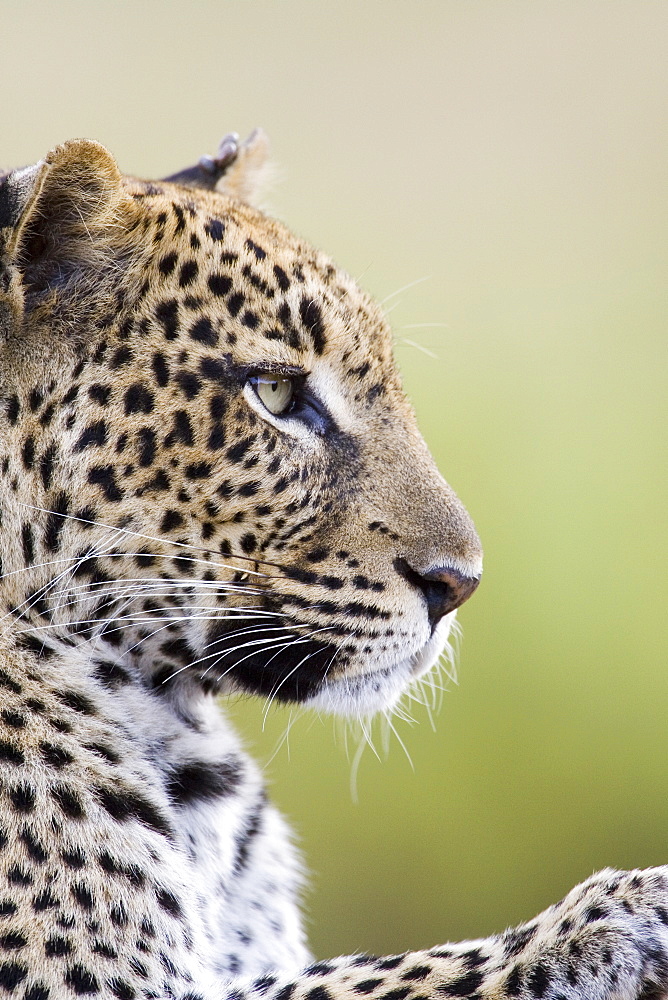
{"left": 0, "top": 135, "right": 482, "bottom": 715}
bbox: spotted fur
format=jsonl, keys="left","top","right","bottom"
{"left": 0, "top": 134, "right": 664, "bottom": 1000}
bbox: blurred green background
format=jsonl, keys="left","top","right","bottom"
{"left": 3, "top": 0, "right": 666, "bottom": 960}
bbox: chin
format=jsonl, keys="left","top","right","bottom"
{"left": 304, "top": 613, "right": 458, "bottom": 717}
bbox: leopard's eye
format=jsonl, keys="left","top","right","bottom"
{"left": 251, "top": 375, "right": 295, "bottom": 416}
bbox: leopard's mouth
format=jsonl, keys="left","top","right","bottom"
{"left": 207, "top": 608, "right": 456, "bottom": 714}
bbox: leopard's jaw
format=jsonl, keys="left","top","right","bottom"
{"left": 304, "top": 614, "right": 458, "bottom": 716}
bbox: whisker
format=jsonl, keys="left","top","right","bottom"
{"left": 379, "top": 275, "right": 430, "bottom": 305}
{"left": 19, "top": 502, "right": 289, "bottom": 576}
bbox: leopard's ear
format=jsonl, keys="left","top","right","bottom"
{"left": 0, "top": 139, "right": 122, "bottom": 305}
{"left": 163, "top": 128, "right": 271, "bottom": 205}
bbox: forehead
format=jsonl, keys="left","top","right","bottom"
{"left": 124, "top": 177, "right": 396, "bottom": 374}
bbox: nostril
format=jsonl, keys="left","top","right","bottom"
{"left": 394, "top": 558, "right": 481, "bottom": 628}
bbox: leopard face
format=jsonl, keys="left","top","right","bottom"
{"left": 0, "top": 136, "right": 482, "bottom": 715}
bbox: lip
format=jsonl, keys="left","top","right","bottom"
{"left": 304, "top": 612, "right": 457, "bottom": 716}
{"left": 408, "top": 613, "right": 457, "bottom": 677}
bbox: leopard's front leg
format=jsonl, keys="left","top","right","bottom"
{"left": 221, "top": 868, "right": 668, "bottom": 1000}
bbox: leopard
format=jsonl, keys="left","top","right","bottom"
{"left": 0, "top": 129, "right": 666, "bottom": 1000}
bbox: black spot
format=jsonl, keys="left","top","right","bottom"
{"left": 74, "top": 421, "right": 107, "bottom": 452}
{"left": 204, "top": 218, "right": 224, "bottom": 241}
{"left": 137, "top": 428, "right": 156, "bottom": 468}
{"left": 241, "top": 310, "right": 259, "bottom": 329}
{"left": 87, "top": 466, "right": 123, "bottom": 502}
{"left": 84, "top": 743, "right": 120, "bottom": 765}
{"left": 44, "top": 492, "right": 69, "bottom": 553}
{"left": 124, "top": 384, "right": 155, "bottom": 416}
{"left": 16, "top": 634, "right": 51, "bottom": 659}
{"left": 155, "top": 887, "right": 181, "bottom": 918}
{"left": 0, "top": 962, "right": 27, "bottom": 991}
{"left": 51, "top": 784, "right": 85, "bottom": 820}
{"left": 24, "top": 986, "right": 50, "bottom": 1000}
{"left": 31, "top": 889, "right": 58, "bottom": 911}
{"left": 526, "top": 964, "right": 550, "bottom": 998}
{"left": 240, "top": 533, "right": 256, "bottom": 554}
{"left": 354, "top": 981, "right": 384, "bottom": 994}
{"left": 61, "top": 848, "right": 86, "bottom": 869}
{"left": 367, "top": 382, "right": 385, "bottom": 403}
{"left": 175, "top": 371, "right": 202, "bottom": 399}
{"left": 0, "top": 901, "right": 16, "bottom": 917}
{"left": 7, "top": 867, "right": 32, "bottom": 886}
{"left": 6, "top": 396, "right": 20, "bottom": 425}
{"left": 245, "top": 239, "right": 266, "bottom": 260}
{"left": 93, "top": 660, "right": 132, "bottom": 688}
{"left": 375, "top": 957, "right": 403, "bottom": 971}
{"left": 94, "top": 785, "right": 171, "bottom": 837}
{"left": 152, "top": 352, "right": 170, "bottom": 387}
{"left": 237, "top": 481, "right": 259, "bottom": 497}
{"left": 28, "top": 388, "right": 43, "bottom": 412}
{"left": 234, "top": 801, "right": 264, "bottom": 875}
{"left": 97, "top": 852, "right": 145, "bottom": 887}
{"left": 155, "top": 299, "right": 180, "bottom": 340}
{"left": 207, "top": 424, "right": 225, "bottom": 450}
{"left": 23, "top": 699, "right": 44, "bottom": 715}
{"left": 48, "top": 718, "right": 72, "bottom": 734}
{"left": 160, "top": 510, "right": 183, "bottom": 532}
{"left": 20, "top": 829, "right": 47, "bottom": 863}
{"left": 185, "top": 462, "right": 211, "bottom": 480}
{"left": 9, "top": 784, "right": 35, "bottom": 812}
{"left": 109, "top": 979, "right": 135, "bottom": 1000}
{"left": 158, "top": 252, "right": 177, "bottom": 277}
{"left": 92, "top": 941, "right": 117, "bottom": 959}
{"left": 167, "top": 758, "right": 242, "bottom": 805}
{"left": 0, "top": 671, "right": 21, "bottom": 695}
{"left": 71, "top": 883, "right": 93, "bottom": 911}
{"left": 226, "top": 437, "right": 254, "bottom": 464}
{"left": 56, "top": 690, "right": 95, "bottom": 716}
{"left": 38, "top": 742, "right": 74, "bottom": 769}
{"left": 0, "top": 742, "right": 24, "bottom": 765}
{"left": 109, "top": 346, "right": 133, "bottom": 369}
{"left": 39, "top": 443, "right": 58, "bottom": 491}
{"left": 208, "top": 273, "right": 232, "bottom": 297}
{"left": 64, "top": 964, "right": 99, "bottom": 995}
{"left": 167, "top": 410, "right": 194, "bottom": 447}
{"left": 190, "top": 316, "right": 218, "bottom": 346}
{"left": 109, "top": 904, "right": 127, "bottom": 927}
{"left": 505, "top": 966, "right": 522, "bottom": 996}
{"left": 300, "top": 298, "right": 326, "bottom": 354}
{"left": 45, "top": 936, "right": 72, "bottom": 956}
{"left": 172, "top": 203, "right": 186, "bottom": 233}
{"left": 273, "top": 265, "right": 290, "bottom": 291}
{"left": 179, "top": 260, "right": 198, "bottom": 287}
{"left": 21, "top": 524, "right": 34, "bottom": 565}
{"left": 0, "top": 932, "right": 26, "bottom": 951}
{"left": 39, "top": 401, "right": 56, "bottom": 426}
{"left": 227, "top": 292, "right": 245, "bottom": 317}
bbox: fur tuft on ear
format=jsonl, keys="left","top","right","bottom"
{"left": 162, "top": 128, "right": 271, "bottom": 206}
{"left": 215, "top": 128, "right": 271, "bottom": 204}
{"left": 1, "top": 139, "right": 122, "bottom": 296}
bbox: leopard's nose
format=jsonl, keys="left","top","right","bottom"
{"left": 394, "top": 558, "right": 481, "bottom": 629}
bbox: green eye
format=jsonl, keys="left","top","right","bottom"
{"left": 252, "top": 375, "right": 295, "bottom": 416}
